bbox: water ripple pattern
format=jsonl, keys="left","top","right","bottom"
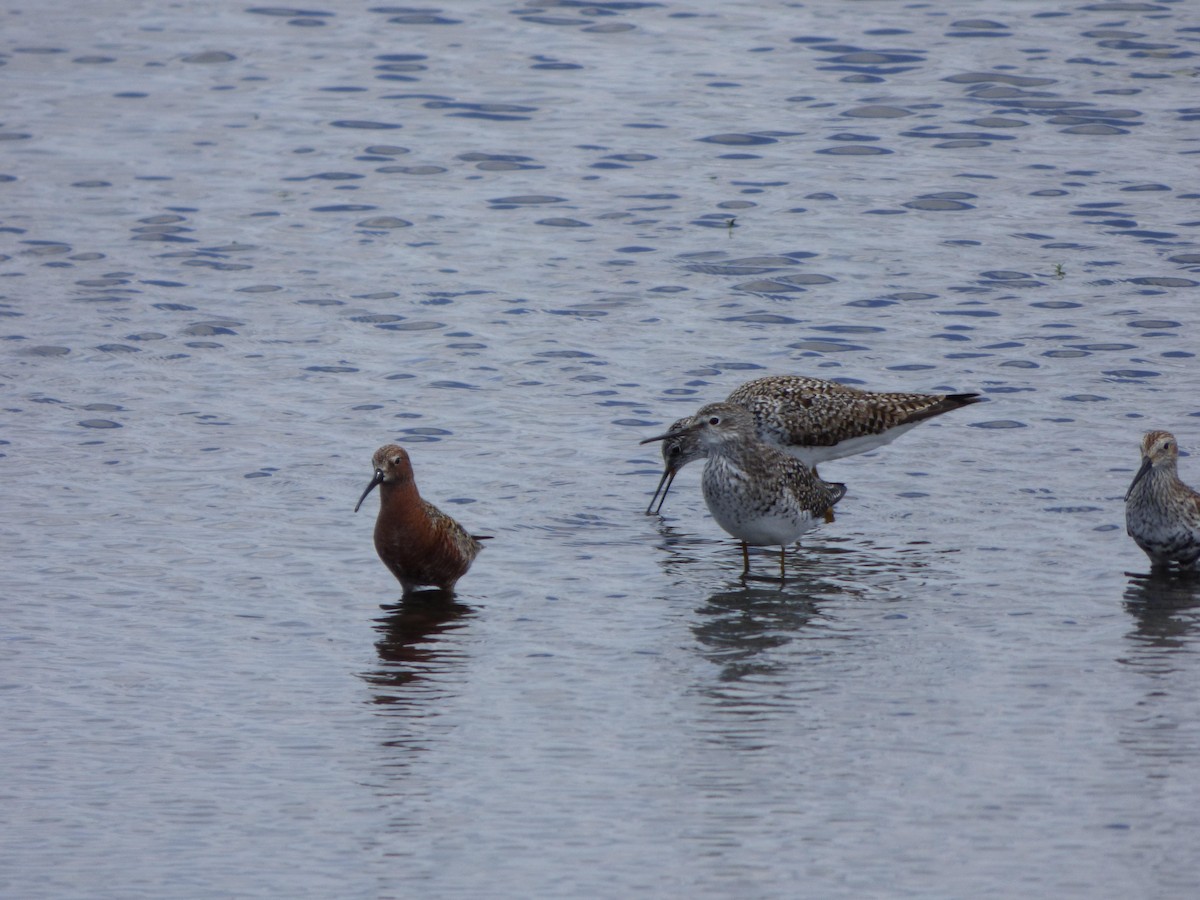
{"left": 3, "top": 1, "right": 1200, "bottom": 898}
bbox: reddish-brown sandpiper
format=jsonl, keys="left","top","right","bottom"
{"left": 355, "top": 444, "right": 486, "bottom": 594}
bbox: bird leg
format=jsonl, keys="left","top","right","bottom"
{"left": 741, "top": 542, "right": 750, "bottom": 577}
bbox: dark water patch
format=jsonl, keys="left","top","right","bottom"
{"left": 96, "top": 344, "right": 141, "bottom": 353}
{"left": 732, "top": 280, "right": 804, "bottom": 294}
{"left": 182, "top": 321, "right": 242, "bottom": 336}
{"left": 1129, "top": 277, "right": 1198, "bottom": 287}
{"left": 904, "top": 193, "right": 975, "bottom": 211}
{"left": 357, "top": 217, "right": 413, "bottom": 229}
{"left": 537, "top": 218, "right": 590, "bottom": 227}
{"left": 377, "top": 10, "right": 462, "bottom": 25}
{"left": 329, "top": 120, "right": 403, "bottom": 130}
{"left": 1064, "top": 394, "right": 1109, "bottom": 402}
{"left": 458, "top": 152, "right": 542, "bottom": 170}
{"left": 364, "top": 144, "right": 411, "bottom": 157}
{"left": 683, "top": 258, "right": 798, "bottom": 275}
{"left": 78, "top": 419, "right": 122, "bottom": 429}
{"left": 25, "top": 345, "right": 71, "bottom": 356}
{"left": 788, "top": 340, "right": 867, "bottom": 353}
{"left": 811, "top": 47, "right": 926, "bottom": 75}
{"left": 968, "top": 116, "right": 1027, "bottom": 128}
{"left": 816, "top": 145, "right": 892, "bottom": 156}
{"left": 697, "top": 133, "right": 778, "bottom": 145}
{"left": 429, "top": 380, "right": 478, "bottom": 389}
{"left": 489, "top": 195, "right": 566, "bottom": 207}
{"left": 691, "top": 214, "right": 741, "bottom": 228}
{"left": 842, "top": 105, "right": 913, "bottom": 118}
{"left": 305, "top": 365, "right": 358, "bottom": 373}
{"left": 236, "top": 285, "right": 282, "bottom": 293}
{"left": 377, "top": 321, "right": 444, "bottom": 331}
{"left": 350, "top": 314, "right": 404, "bottom": 324}
{"left": 813, "top": 324, "right": 885, "bottom": 334}
{"left": 283, "top": 172, "right": 364, "bottom": 181}
{"left": 1043, "top": 349, "right": 1090, "bottom": 358}
{"left": 426, "top": 101, "right": 535, "bottom": 121}
{"left": 946, "top": 19, "right": 1011, "bottom": 37}
{"left": 311, "top": 204, "right": 378, "bottom": 212}
{"left": 902, "top": 128, "right": 1015, "bottom": 143}
{"left": 723, "top": 313, "right": 802, "bottom": 324}
{"left": 969, "top": 420, "right": 1026, "bottom": 429}
{"left": 1030, "top": 300, "right": 1082, "bottom": 309}
{"left": 936, "top": 309, "right": 1001, "bottom": 318}
{"left": 246, "top": 7, "right": 335, "bottom": 19}
{"left": 530, "top": 58, "right": 583, "bottom": 70}
{"left": 534, "top": 350, "right": 596, "bottom": 359}
{"left": 1104, "top": 369, "right": 1161, "bottom": 381}
{"left": 1061, "top": 123, "right": 1129, "bottom": 135}
{"left": 771, "top": 273, "right": 836, "bottom": 287}
{"left": 181, "top": 51, "right": 236, "bottom": 64}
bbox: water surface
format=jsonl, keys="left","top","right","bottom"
{"left": 4, "top": 1, "right": 1200, "bottom": 897}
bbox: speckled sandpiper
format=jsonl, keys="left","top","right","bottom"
{"left": 355, "top": 444, "right": 486, "bottom": 594}
{"left": 1125, "top": 430, "right": 1200, "bottom": 571}
{"left": 646, "top": 374, "right": 981, "bottom": 515}
{"left": 642, "top": 402, "right": 846, "bottom": 580}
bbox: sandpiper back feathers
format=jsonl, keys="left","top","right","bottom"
{"left": 1125, "top": 430, "right": 1200, "bottom": 570}
{"left": 355, "top": 444, "right": 485, "bottom": 594}
{"left": 646, "top": 375, "right": 981, "bottom": 514}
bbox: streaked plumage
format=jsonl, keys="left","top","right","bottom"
{"left": 1125, "top": 430, "right": 1200, "bottom": 570}
{"left": 646, "top": 374, "right": 981, "bottom": 515}
{"left": 642, "top": 402, "right": 846, "bottom": 579}
{"left": 355, "top": 444, "right": 485, "bottom": 594}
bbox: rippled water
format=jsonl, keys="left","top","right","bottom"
{"left": 5, "top": 1, "right": 1200, "bottom": 896}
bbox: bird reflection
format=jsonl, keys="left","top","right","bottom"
{"left": 1123, "top": 570, "right": 1200, "bottom": 649}
{"left": 362, "top": 590, "right": 474, "bottom": 704}
{"left": 692, "top": 585, "right": 825, "bottom": 683}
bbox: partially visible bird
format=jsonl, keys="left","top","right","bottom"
{"left": 646, "top": 374, "right": 981, "bottom": 515}
{"left": 355, "top": 444, "right": 486, "bottom": 594}
{"left": 642, "top": 402, "right": 846, "bottom": 580}
{"left": 1125, "top": 430, "right": 1200, "bottom": 571}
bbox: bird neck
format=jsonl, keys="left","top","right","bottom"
{"left": 379, "top": 476, "right": 421, "bottom": 512}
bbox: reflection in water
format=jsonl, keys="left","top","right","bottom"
{"left": 1116, "top": 573, "right": 1200, "bottom": 776}
{"left": 692, "top": 585, "right": 824, "bottom": 683}
{"left": 362, "top": 590, "right": 474, "bottom": 704}
{"left": 1123, "top": 571, "right": 1200, "bottom": 650}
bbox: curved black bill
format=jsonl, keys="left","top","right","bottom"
{"left": 354, "top": 469, "right": 385, "bottom": 513}
{"left": 1125, "top": 456, "right": 1153, "bottom": 502}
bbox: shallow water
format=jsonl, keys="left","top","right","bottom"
{"left": 4, "top": 1, "right": 1200, "bottom": 896}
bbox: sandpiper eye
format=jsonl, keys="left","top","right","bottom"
{"left": 708, "top": 416, "right": 720, "bottom": 425}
